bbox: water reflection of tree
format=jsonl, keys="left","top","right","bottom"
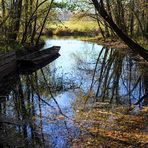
{"left": 0, "top": 68, "right": 75, "bottom": 147}
{"left": 94, "top": 48, "right": 148, "bottom": 105}
{"left": 0, "top": 73, "right": 48, "bottom": 147}
{"left": 72, "top": 47, "right": 148, "bottom": 148}
{"left": 73, "top": 46, "right": 147, "bottom": 105}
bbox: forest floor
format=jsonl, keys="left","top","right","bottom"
{"left": 71, "top": 101, "right": 148, "bottom": 148}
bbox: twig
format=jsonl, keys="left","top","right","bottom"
{"left": 40, "top": 69, "right": 69, "bottom": 119}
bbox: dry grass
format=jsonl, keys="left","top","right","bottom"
{"left": 46, "top": 21, "right": 99, "bottom": 36}
{"left": 72, "top": 102, "right": 148, "bottom": 148}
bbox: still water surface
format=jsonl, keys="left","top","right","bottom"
{"left": 0, "top": 39, "right": 147, "bottom": 147}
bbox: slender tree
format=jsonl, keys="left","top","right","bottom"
{"left": 91, "top": 0, "right": 148, "bottom": 61}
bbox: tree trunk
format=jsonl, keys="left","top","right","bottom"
{"left": 1, "top": 0, "right": 5, "bottom": 19}
{"left": 11, "top": 0, "right": 23, "bottom": 40}
{"left": 31, "top": 0, "right": 39, "bottom": 43}
{"left": 129, "top": 0, "right": 134, "bottom": 36}
{"left": 36, "top": 0, "right": 54, "bottom": 45}
{"left": 91, "top": 0, "right": 148, "bottom": 61}
{"left": 21, "top": 0, "right": 48, "bottom": 44}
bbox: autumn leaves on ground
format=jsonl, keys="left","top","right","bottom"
{"left": 71, "top": 101, "right": 148, "bottom": 148}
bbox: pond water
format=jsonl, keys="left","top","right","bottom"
{"left": 0, "top": 39, "right": 147, "bottom": 147}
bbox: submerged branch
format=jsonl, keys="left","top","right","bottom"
{"left": 28, "top": 76, "right": 55, "bottom": 109}
{"left": 40, "top": 69, "right": 69, "bottom": 119}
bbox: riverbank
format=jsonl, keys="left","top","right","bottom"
{"left": 44, "top": 20, "right": 147, "bottom": 51}
{"left": 44, "top": 21, "right": 99, "bottom": 37}
{"left": 82, "top": 36, "right": 129, "bottom": 50}
{"left": 0, "top": 38, "right": 148, "bottom": 148}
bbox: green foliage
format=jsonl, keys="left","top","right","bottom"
{"left": 0, "top": 0, "right": 56, "bottom": 45}
{"left": 52, "top": 1, "right": 67, "bottom": 9}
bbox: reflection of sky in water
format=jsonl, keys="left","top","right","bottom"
{"left": 43, "top": 39, "right": 103, "bottom": 91}
{"left": 1, "top": 39, "right": 146, "bottom": 148}
{"left": 35, "top": 39, "right": 105, "bottom": 147}
{"left": 34, "top": 90, "right": 78, "bottom": 148}
{"left": 44, "top": 39, "right": 146, "bottom": 102}
{"left": 44, "top": 39, "right": 103, "bottom": 72}
{"left": 43, "top": 39, "right": 144, "bottom": 102}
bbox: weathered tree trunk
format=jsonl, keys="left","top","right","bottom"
{"left": 129, "top": 0, "right": 134, "bottom": 36}
{"left": 91, "top": 0, "right": 148, "bottom": 61}
{"left": 11, "top": 0, "right": 23, "bottom": 40}
{"left": 1, "top": 0, "right": 5, "bottom": 19}
{"left": 128, "top": 2, "right": 147, "bottom": 39}
{"left": 31, "top": 0, "right": 39, "bottom": 43}
{"left": 24, "top": 0, "right": 29, "bottom": 40}
{"left": 1, "top": 0, "right": 6, "bottom": 36}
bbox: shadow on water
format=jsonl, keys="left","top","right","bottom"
{"left": 0, "top": 70, "right": 79, "bottom": 148}
{"left": 0, "top": 39, "right": 148, "bottom": 147}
